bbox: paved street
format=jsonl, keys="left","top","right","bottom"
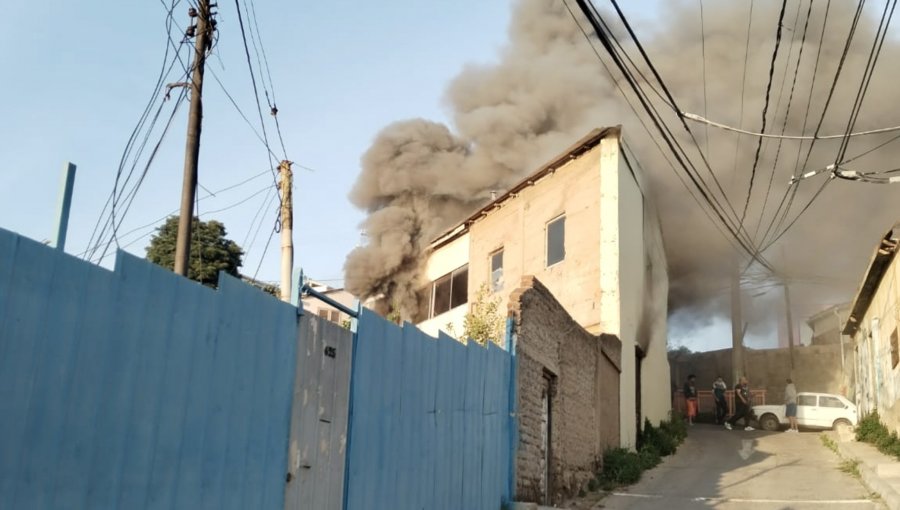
{"left": 580, "top": 424, "right": 882, "bottom": 510}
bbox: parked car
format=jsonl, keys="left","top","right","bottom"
{"left": 752, "top": 392, "right": 857, "bottom": 432}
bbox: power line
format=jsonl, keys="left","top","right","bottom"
{"left": 698, "top": 0, "right": 710, "bottom": 155}
{"left": 740, "top": 0, "right": 788, "bottom": 228}
{"left": 561, "top": 1, "right": 743, "bottom": 257}
{"left": 575, "top": 0, "right": 776, "bottom": 272}
{"left": 233, "top": 0, "right": 282, "bottom": 178}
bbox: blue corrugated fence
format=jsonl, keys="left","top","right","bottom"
{"left": 344, "top": 309, "right": 513, "bottom": 509}
{"left": 0, "top": 228, "right": 297, "bottom": 510}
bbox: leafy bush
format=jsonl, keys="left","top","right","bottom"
{"left": 855, "top": 411, "right": 900, "bottom": 461}
{"left": 592, "top": 416, "right": 688, "bottom": 492}
{"left": 640, "top": 418, "right": 677, "bottom": 456}
{"left": 638, "top": 444, "right": 661, "bottom": 470}
{"left": 856, "top": 411, "right": 887, "bottom": 443}
{"left": 601, "top": 448, "right": 643, "bottom": 486}
{"left": 660, "top": 415, "right": 688, "bottom": 445}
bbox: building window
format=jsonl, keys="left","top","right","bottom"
{"left": 546, "top": 215, "right": 565, "bottom": 266}
{"left": 318, "top": 309, "right": 329, "bottom": 319}
{"left": 491, "top": 249, "right": 504, "bottom": 292}
{"left": 330, "top": 310, "right": 341, "bottom": 323}
{"left": 428, "top": 265, "right": 468, "bottom": 318}
{"left": 892, "top": 329, "right": 899, "bottom": 369}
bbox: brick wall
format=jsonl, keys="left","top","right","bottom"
{"left": 509, "top": 276, "right": 621, "bottom": 504}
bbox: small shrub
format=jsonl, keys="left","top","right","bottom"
{"left": 856, "top": 411, "right": 887, "bottom": 443}
{"left": 660, "top": 416, "right": 688, "bottom": 445}
{"left": 638, "top": 444, "right": 661, "bottom": 470}
{"left": 855, "top": 411, "right": 900, "bottom": 461}
{"left": 601, "top": 448, "right": 643, "bottom": 486}
{"left": 587, "top": 477, "right": 600, "bottom": 492}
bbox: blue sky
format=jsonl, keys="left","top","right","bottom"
{"left": 0, "top": 0, "right": 517, "bottom": 286}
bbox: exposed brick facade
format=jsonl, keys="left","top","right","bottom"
{"left": 509, "top": 276, "right": 621, "bottom": 504}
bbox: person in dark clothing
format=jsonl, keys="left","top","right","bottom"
{"left": 725, "top": 376, "right": 755, "bottom": 431}
{"left": 683, "top": 374, "right": 698, "bottom": 425}
{"left": 712, "top": 376, "right": 728, "bottom": 425}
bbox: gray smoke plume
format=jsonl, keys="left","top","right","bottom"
{"left": 345, "top": 0, "right": 900, "bottom": 332}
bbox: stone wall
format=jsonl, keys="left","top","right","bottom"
{"left": 509, "top": 276, "right": 621, "bottom": 505}
{"left": 670, "top": 343, "right": 850, "bottom": 405}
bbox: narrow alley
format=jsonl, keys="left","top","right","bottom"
{"left": 569, "top": 425, "right": 880, "bottom": 510}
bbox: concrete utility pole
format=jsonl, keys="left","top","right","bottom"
{"left": 279, "top": 160, "right": 293, "bottom": 302}
{"left": 784, "top": 279, "right": 795, "bottom": 369}
{"left": 731, "top": 258, "right": 744, "bottom": 385}
{"left": 174, "top": 1, "right": 214, "bottom": 276}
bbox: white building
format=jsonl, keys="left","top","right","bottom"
{"left": 415, "top": 127, "right": 670, "bottom": 447}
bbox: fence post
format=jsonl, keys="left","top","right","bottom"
{"left": 505, "top": 316, "right": 518, "bottom": 503}
{"left": 341, "top": 301, "right": 362, "bottom": 510}
{"left": 54, "top": 162, "right": 76, "bottom": 251}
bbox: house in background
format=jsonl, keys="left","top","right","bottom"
{"left": 807, "top": 302, "right": 851, "bottom": 347}
{"left": 300, "top": 280, "right": 357, "bottom": 326}
{"left": 414, "top": 127, "right": 670, "bottom": 448}
{"left": 844, "top": 223, "right": 900, "bottom": 432}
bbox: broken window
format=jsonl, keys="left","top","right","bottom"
{"left": 546, "top": 215, "right": 565, "bottom": 266}
{"left": 491, "top": 249, "right": 504, "bottom": 292}
{"left": 428, "top": 264, "right": 469, "bottom": 318}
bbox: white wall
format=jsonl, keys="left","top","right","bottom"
{"left": 418, "top": 232, "right": 470, "bottom": 338}
{"left": 601, "top": 137, "right": 671, "bottom": 448}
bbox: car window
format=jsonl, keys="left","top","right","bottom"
{"left": 820, "top": 396, "right": 845, "bottom": 408}
{"left": 797, "top": 395, "right": 817, "bottom": 406}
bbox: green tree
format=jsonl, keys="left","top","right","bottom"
{"left": 146, "top": 216, "right": 243, "bottom": 288}
{"left": 461, "top": 283, "right": 504, "bottom": 346}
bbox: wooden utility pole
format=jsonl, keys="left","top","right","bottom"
{"left": 174, "top": 1, "right": 214, "bottom": 276}
{"left": 279, "top": 160, "right": 293, "bottom": 302}
{"left": 784, "top": 279, "right": 795, "bottom": 369}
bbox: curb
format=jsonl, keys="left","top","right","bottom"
{"left": 835, "top": 440, "right": 900, "bottom": 510}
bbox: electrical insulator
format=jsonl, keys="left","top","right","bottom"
{"left": 186, "top": 25, "right": 197, "bottom": 38}
{"left": 188, "top": 7, "right": 198, "bottom": 17}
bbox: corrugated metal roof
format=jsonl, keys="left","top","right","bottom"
{"left": 843, "top": 223, "right": 900, "bottom": 336}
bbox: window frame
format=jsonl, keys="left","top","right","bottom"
{"left": 490, "top": 248, "right": 504, "bottom": 292}
{"left": 546, "top": 214, "right": 566, "bottom": 267}
{"left": 427, "top": 264, "right": 469, "bottom": 319}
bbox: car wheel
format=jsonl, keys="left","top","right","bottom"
{"left": 833, "top": 418, "right": 853, "bottom": 435}
{"left": 760, "top": 414, "right": 780, "bottom": 431}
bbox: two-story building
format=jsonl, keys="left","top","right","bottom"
{"left": 414, "top": 126, "right": 670, "bottom": 448}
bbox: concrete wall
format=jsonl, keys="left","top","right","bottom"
{"left": 509, "top": 276, "right": 621, "bottom": 505}
{"left": 467, "top": 145, "right": 603, "bottom": 331}
{"left": 670, "top": 343, "right": 850, "bottom": 405}
{"left": 852, "top": 253, "right": 900, "bottom": 433}
{"left": 599, "top": 139, "right": 671, "bottom": 446}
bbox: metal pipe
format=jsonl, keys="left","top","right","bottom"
{"left": 300, "top": 284, "right": 359, "bottom": 318}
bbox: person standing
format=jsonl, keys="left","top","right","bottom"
{"left": 725, "top": 376, "right": 754, "bottom": 431}
{"left": 684, "top": 374, "right": 698, "bottom": 426}
{"left": 713, "top": 376, "right": 728, "bottom": 425}
{"left": 784, "top": 378, "right": 799, "bottom": 433}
